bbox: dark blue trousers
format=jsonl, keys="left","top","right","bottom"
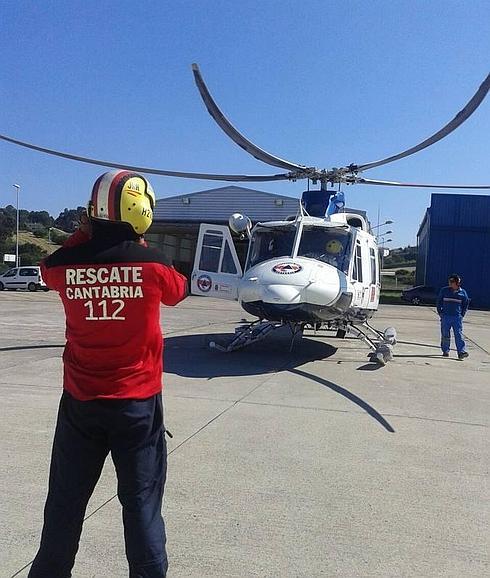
{"left": 28, "top": 391, "right": 168, "bottom": 578}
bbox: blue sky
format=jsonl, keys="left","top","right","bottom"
{"left": 1, "top": 0, "right": 489, "bottom": 246}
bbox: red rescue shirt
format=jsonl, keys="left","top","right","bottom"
{"left": 42, "top": 231, "right": 187, "bottom": 400}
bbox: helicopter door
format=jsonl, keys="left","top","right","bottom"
{"left": 368, "top": 244, "right": 380, "bottom": 308}
{"left": 351, "top": 237, "right": 371, "bottom": 308}
{"left": 191, "top": 224, "right": 243, "bottom": 300}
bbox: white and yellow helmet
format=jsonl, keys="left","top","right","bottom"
{"left": 88, "top": 170, "right": 155, "bottom": 235}
{"left": 325, "top": 239, "right": 343, "bottom": 255}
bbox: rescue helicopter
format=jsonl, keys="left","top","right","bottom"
{"left": 1, "top": 67, "right": 489, "bottom": 363}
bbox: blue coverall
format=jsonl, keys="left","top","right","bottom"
{"left": 436, "top": 286, "right": 469, "bottom": 354}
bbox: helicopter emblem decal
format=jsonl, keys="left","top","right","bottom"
{"left": 272, "top": 263, "right": 303, "bottom": 274}
{"left": 197, "top": 274, "right": 212, "bottom": 292}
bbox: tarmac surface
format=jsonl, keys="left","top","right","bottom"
{"left": 0, "top": 292, "right": 488, "bottom": 577}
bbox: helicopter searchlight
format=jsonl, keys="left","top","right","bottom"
{"left": 229, "top": 213, "right": 252, "bottom": 239}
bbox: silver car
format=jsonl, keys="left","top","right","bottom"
{"left": 0, "top": 266, "right": 48, "bottom": 292}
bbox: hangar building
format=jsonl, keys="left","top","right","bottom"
{"left": 416, "top": 194, "right": 490, "bottom": 308}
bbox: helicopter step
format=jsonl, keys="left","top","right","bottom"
{"left": 342, "top": 321, "right": 397, "bottom": 365}
{"left": 306, "top": 320, "right": 396, "bottom": 365}
{"left": 209, "top": 320, "right": 303, "bottom": 353}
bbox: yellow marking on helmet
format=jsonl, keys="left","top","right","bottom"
{"left": 119, "top": 176, "right": 154, "bottom": 234}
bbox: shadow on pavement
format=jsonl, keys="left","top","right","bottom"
{"left": 356, "top": 362, "right": 384, "bottom": 371}
{"left": 290, "top": 367, "right": 395, "bottom": 433}
{"left": 394, "top": 354, "right": 460, "bottom": 360}
{"left": 165, "top": 333, "right": 394, "bottom": 433}
{"left": 164, "top": 333, "right": 337, "bottom": 378}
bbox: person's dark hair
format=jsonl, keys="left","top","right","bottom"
{"left": 448, "top": 274, "right": 461, "bottom": 284}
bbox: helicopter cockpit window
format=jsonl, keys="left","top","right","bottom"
{"left": 369, "top": 247, "right": 378, "bottom": 284}
{"left": 352, "top": 241, "right": 363, "bottom": 282}
{"left": 222, "top": 241, "right": 238, "bottom": 274}
{"left": 247, "top": 225, "right": 297, "bottom": 269}
{"left": 199, "top": 232, "right": 223, "bottom": 272}
{"left": 298, "top": 226, "right": 352, "bottom": 273}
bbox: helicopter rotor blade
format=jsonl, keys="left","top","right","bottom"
{"left": 356, "top": 177, "right": 490, "bottom": 189}
{"left": 192, "top": 63, "right": 309, "bottom": 173}
{"left": 0, "top": 133, "right": 292, "bottom": 182}
{"left": 353, "top": 73, "right": 490, "bottom": 172}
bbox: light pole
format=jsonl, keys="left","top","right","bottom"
{"left": 372, "top": 219, "right": 393, "bottom": 231}
{"left": 380, "top": 237, "right": 392, "bottom": 270}
{"left": 13, "top": 184, "right": 20, "bottom": 267}
{"left": 374, "top": 222, "right": 394, "bottom": 242}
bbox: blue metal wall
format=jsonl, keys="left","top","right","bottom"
{"left": 417, "top": 194, "right": 490, "bottom": 308}
{"left": 416, "top": 209, "right": 430, "bottom": 285}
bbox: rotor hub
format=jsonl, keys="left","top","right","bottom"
{"left": 290, "top": 166, "right": 360, "bottom": 185}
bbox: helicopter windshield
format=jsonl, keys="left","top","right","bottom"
{"left": 247, "top": 224, "right": 297, "bottom": 269}
{"left": 298, "top": 226, "right": 352, "bottom": 273}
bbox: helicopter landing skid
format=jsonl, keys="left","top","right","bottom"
{"left": 342, "top": 321, "right": 397, "bottom": 365}
{"left": 209, "top": 320, "right": 302, "bottom": 353}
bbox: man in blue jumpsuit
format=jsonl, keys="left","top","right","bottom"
{"left": 436, "top": 274, "right": 470, "bottom": 359}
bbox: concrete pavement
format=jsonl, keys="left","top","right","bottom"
{"left": 0, "top": 292, "right": 488, "bottom": 577}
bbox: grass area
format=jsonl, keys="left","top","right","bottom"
{"left": 379, "top": 289, "right": 406, "bottom": 305}
{"left": 383, "top": 266, "right": 416, "bottom": 272}
{"left": 381, "top": 281, "right": 411, "bottom": 290}
{"left": 383, "top": 260, "right": 416, "bottom": 268}
{"left": 15, "top": 231, "right": 60, "bottom": 254}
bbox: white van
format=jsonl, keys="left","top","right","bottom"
{"left": 0, "top": 266, "right": 48, "bottom": 292}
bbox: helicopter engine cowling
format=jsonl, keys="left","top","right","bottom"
{"left": 239, "top": 257, "right": 350, "bottom": 323}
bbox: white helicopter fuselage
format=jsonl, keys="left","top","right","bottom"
{"left": 190, "top": 212, "right": 381, "bottom": 326}
{"left": 239, "top": 256, "right": 353, "bottom": 323}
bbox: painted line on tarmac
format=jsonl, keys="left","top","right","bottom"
{"left": 239, "top": 400, "right": 488, "bottom": 429}
{"left": 462, "top": 333, "right": 490, "bottom": 356}
{"left": 166, "top": 394, "right": 487, "bottom": 429}
{"left": 0, "top": 381, "right": 61, "bottom": 389}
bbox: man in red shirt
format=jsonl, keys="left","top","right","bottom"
{"left": 29, "top": 171, "right": 187, "bottom": 578}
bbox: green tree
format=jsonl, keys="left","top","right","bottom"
{"left": 18, "top": 243, "right": 48, "bottom": 266}
{"left": 54, "top": 207, "right": 86, "bottom": 232}
{"left": 50, "top": 228, "right": 70, "bottom": 244}
{"left": 27, "top": 211, "right": 54, "bottom": 228}
{"left": 384, "top": 246, "right": 417, "bottom": 268}
{"left": 0, "top": 210, "right": 15, "bottom": 242}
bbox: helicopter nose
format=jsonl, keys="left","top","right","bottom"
{"left": 305, "top": 264, "right": 342, "bottom": 305}
{"left": 262, "top": 284, "right": 302, "bottom": 303}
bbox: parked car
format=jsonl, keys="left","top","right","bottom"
{"left": 401, "top": 285, "right": 437, "bottom": 305}
{"left": 0, "top": 266, "right": 48, "bottom": 292}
